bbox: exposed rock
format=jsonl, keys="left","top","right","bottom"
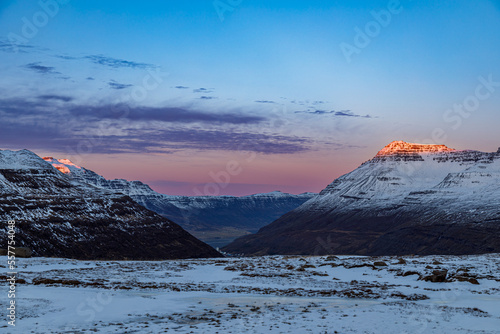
{"left": 344, "top": 263, "right": 375, "bottom": 270}
{"left": 373, "top": 261, "right": 388, "bottom": 267}
{"left": 450, "top": 272, "right": 480, "bottom": 285}
{"left": 454, "top": 276, "right": 480, "bottom": 285}
{"left": 375, "top": 141, "right": 455, "bottom": 159}
{"left": 421, "top": 269, "right": 448, "bottom": 283}
{"left": 33, "top": 278, "right": 82, "bottom": 286}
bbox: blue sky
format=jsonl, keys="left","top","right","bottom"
{"left": 1, "top": 0, "right": 500, "bottom": 195}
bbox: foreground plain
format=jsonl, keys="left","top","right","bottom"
{"left": 1, "top": 254, "right": 499, "bottom": 333}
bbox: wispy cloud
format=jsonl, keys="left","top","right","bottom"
{"left": 24, "top": 62, "right": 60, "bottom": 75}
{"left": 0, "top": 39, "right": 34, "bottom": 53}
{"left": 0, "top": 110, "right": 307, "bottom": 155}
{"left": 295, "top": 109, "right": 372, "bottom": 118}
{"left": 54, "top": 54, "right": 78, "bottom": 60}
{"left": 67, "top": 105, "right": 265, "bottom": 125}
{"left": 0, "top": 97, "right": 313, "bottom": 155}
{"left": 85, "top": 55, "right": 156, "bottom": 70}
{"left": 332, "top": 110, "right": 372, "bottom": 118}
{"left": 0, "top": 100, "right": 42, "bottom": 116}
{"left": 174, "top": 85, "right": 189, "bottom": 89}
{"left": 1, "top": 91, "right": 380, "bottom": 160}
{"left": 255, "top": 100, "right": 276, "bottom": 104}
{"left": 193, "top": 88, "right": 214, "bottom": 93}
{"left": 38, "top": 95, "right": 74, "bottom": 102}
{"left": 120, "top": 128, "right": 310, "bottom": 154}
{"left": 200, "top": 96, "right": 217, "bottom": 100}
{"left": 0, "top": 97, "right": 265, "bottom": 125}
{"left": 108, "top": 80, "right": 133, "bottom": 90}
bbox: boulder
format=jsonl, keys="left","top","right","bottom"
{"left": 373, "top": 261, "right": 388, "bottom": 267}
{"left": 454, "top": 276, "right": 479, "bottom": 285}
{"left": 421, "top": 269, "right": 448, "bottom": 282}
{"left": 451, "top": 272, "right": 480, "bottom": 285}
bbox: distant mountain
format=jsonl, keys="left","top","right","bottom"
{"left": 0, "top": 149, "right": 221, "bottom": 260}
{"left": 43, "top": 157, "right": 316, "bottom": 248}
{"left": 223, "top": 141, "right": 500, "bottom": 256}
{"left": 139, "top": 191, "right": 316, "bottom": 248}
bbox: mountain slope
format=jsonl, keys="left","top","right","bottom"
{"left": 42, "top": 157, "right": 315, "bottom": 248}
{"left": 0, "top": 149, "right": 221, "bottom": 260}
{"left": 223, "top": 141, "right": 500, "bottom": 256}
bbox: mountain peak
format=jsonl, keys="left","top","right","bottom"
{"left": 375, "top": 141, "right": 455, "bottom": 157}
{"left": 0, "top": 149, "right": 52, "bottom": 169}
{"left": 43, "top": 157, "right": 82, "bottom": 174}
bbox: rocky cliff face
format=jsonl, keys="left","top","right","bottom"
{"left": 223, "top": 141, "right": 500, "bottom": 256}
{"left": 0, "top": 150, "right": 221, "bottom": 260}
{"left": 42, "top": 157, "right": 316, "bottom": 248}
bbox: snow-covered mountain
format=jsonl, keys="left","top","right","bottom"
{"left": 223, "top": 141, "right": 500, "bottom": 256}
{"left": 42, "top": 157, "right": 316, "bottom": 248}
{"left": 42, "top": 156, "right": 158, "bottom": 196}
{"left": 0, "top": 149, "right": 221, "bottom": 260}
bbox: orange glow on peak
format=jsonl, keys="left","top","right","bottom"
{"left": 53, "top": 164, "right": 71, "bottom": 174}
{"left": 375, "top": 141, "right": 455, "bottom": 157}
{"left": 57, "top": 158, "right": 81, "bottom": 169}
{"left": 42, "top": 157, "right": 82, "bottom": 174}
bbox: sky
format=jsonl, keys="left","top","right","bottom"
{"left": 1, "top": 0, "right": 500, "bottom": 196}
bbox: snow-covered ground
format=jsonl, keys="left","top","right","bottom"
{"left": 1, "top": 254, "right": 499, "bottom": 333}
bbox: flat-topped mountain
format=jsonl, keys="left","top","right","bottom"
{"left": 0, "top": 149, "right": 221, "bottom": 260}
{"left": 374, "top": 140, "right": 455, "bottom": 157}
{"left": 223, "top": 141, "right": 500, "bottom": 256}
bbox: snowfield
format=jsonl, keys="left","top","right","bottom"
{"left": 1, "top": 254, "right": 500, "bottom": 333}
